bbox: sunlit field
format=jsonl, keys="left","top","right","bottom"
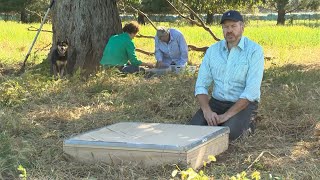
{"left": 0, "top": 20, "right": 319, "bottom": 179}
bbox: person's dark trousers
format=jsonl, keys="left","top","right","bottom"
{"left": 101, "top": 64, "right": 144, "bottom": 74}
{"left": 120, "top": 65, "right": 145, "bottom": 74}
{"left": 190, "top": 98, "right": 258, "bottom": 141}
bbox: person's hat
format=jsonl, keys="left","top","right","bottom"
{"left": 156, "top": 26, "right": 169, "bottom": 38}
{"left": 220, "top": 10, "right": 243, "bottom": 24}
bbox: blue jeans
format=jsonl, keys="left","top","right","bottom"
{"left": 190, "top": 98, "right": 258, "bottom": 140}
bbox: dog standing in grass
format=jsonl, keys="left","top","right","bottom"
{"left": 50, "top": 39, "right": 69, "bottom": 78}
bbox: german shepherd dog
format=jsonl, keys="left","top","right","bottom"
{"left": 50, "top": 39, "right": 68, "bottom": 78}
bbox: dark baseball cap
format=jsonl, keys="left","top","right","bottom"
{"left": 220, "top": 10, "right": 243, "bottom": 24}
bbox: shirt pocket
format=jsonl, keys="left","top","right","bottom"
{"left": 231, "top": 64, "right": 248, "bottom": 83}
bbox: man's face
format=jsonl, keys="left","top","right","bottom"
{"left": 222, "top": 20, "right": 244, "bottom": 44}
{"left": 159, "top": 33, "right": 170, "bottom": 43}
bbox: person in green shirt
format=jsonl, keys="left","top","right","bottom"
{"left": 100, "top": 21, "right": 154, "bottom": 73}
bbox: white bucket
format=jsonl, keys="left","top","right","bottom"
{"left": 186, "top": 66, "right": 197, "bottom": 74}
{"left": 145, "top": 67, "right": 171, "bottom": 75}
{"left": 170, "top": 65, "right": 186, "bottom": 74}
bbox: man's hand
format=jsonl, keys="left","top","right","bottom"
{"left": 203, "top": 109, "right": 219, "bottom": 126}
{"left": 217, "top": 114, "right": 230, "bottom": 124}
{"left": 145, "top": 63, "right": 154, "bottom": 68}
{"left": 156, "top": 61, "right": 165, "bottom": 68}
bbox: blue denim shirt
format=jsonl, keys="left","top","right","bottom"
{"left": 155, "top": 28, "right": 188, "bottom": 66}
{"left": 195, "top": 36, "right": 264, "bottom": 102}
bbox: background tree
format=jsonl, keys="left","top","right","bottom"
{"left": 177, "top": 0, "right": 263, "bottom": 24}
{"left": 265, "top": 0, "right": 320, "bottom": 25}
{"left": 0, "top": 0, "right": 50, "bottom": 22}
{"left": 51, "top": 0, "right": 122, "bottom": 74}
{"left": 118, "top": 0, "right": 146, "bottom": 24}
{"left": 141, "top": 0, "right": 172, "bottom": 14}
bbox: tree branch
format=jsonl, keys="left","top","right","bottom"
{"left": 165, "top": 0, "right": 201, "bottom": 26}
{"left": 126, "top": 3, "right": 212, "bottom": 56}
{"left": 129, "top": 5, "right": 157, "bottom": 30}
{"left": 136, "top": 48, "right": 154, "bottom": 56}
{"left": 25, "top": 8, "right": 43, "bottom": 21}
{"left": 136, "top": 44, "right": 209, "bottom": 56}
{"left": 136, "top": 34, "right": 154, "bottom": 39}
{"left": 27, "top": 26, "right": 53, "bottom": 33}
{"left": 287, "top": 4, "right": 304, "bottom": 13}
{"left": 188, "top": 45, "right": 208, "bottom": 52}
{"left": 246, "top": 151, "right": 277, "bottom": 171}
{"left": 165, "top": 0, "right": 220, "bottom": 41}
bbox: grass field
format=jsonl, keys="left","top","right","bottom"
{"left": 0, "top": 20, "right": 319, "bottom": 179}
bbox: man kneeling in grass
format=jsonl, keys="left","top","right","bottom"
{"left": 190, "top": 10, "right": 264, "bottom": 140}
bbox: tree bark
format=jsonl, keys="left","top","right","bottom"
{"left": 20, "top": 8, "right": 28, "bottom": 23}
{"left": 137, "top": 13, "right": 145, "bottom": 25}
{"left": 51, "top": 0, "right": 122, "bottom": 75}
{"left": 276, "top": 0, "right": 288, "bottom": 25}
{"left": 190, "top": 13, "right": 195, "bottom": 25}
{"left": 277, "top": 9, "right": 286, "bottom": 25}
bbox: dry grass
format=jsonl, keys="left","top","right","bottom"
{"left": 0, "top": 21, "right": 320, "bottom": 179}
{"left": 1, "top": 63, "right": 319, "bottom": 179}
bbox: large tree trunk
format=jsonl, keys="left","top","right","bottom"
{"left": 137, "top": 13, "right": 145, "bottom": 25}
{"left": 276, "top": 0, "right": 288, "bottom": 25}
{"left": 20, "top": 8, "right": 28, "bottom": 23}
{"left": 51, "top": 0, "right": 122, "bottom": 75}
{"left": 206, "top": 12, "right": 214, "bottom": 25}
{"left": 277, "top": 9, "right": 286, "bottom": 25}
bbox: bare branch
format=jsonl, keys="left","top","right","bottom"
{"left": 165, "top": 0, "right": 201, "bottom": 26}
{"left": 177, "top": 0, "right": 220, "bottom": 41}
{"left": 136, "top": 48, "right": 154, "bottom": 56}
{"left": 34, "top": 43, "right": 52, "bottom": 54}
{"left": 27, "top": 26, "right": 53, "bottom": 33}
{"left": 136, "top": 34, "right": 154, "bottom": 39}
{"left": 188, "top": 45, "right": 208, "bottom": 52}
{"left": 128, "top": 5, "right": 157, "bottom": 30}
{"left": 165, "top": 0, "right": 220, "bottom": 41}
{"left": 246, "top": 151, "right": 277, "bottom": 171}
{"left": 136, "top": 44, "right": 209, "bottom": 56}
{"left": 25, "top": 8, "right": 43, "bottom": 20}
{"left": 287, "top": 4, "right": 304, "bottom": 13}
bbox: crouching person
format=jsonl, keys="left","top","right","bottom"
{"left": 190, "top": 10, "right": 264, "bottom": 141}
{"left": 100, "top": 21, "right": 154, "bottom": 73}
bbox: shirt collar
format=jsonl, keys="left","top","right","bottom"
{"left": 223, "top": 36, "right": 244, "bottom": 51}
{"left": 168, "top": 29, "right": 174, "bottom": 43}
{"left": 123, "top": 32, "right": 131, "bottom": 39}
{"left": 238, "top": 36, "right": 245, "bottom": 50}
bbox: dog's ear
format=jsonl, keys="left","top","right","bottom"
{"left": 57, "top": 39, "right": 60, "bottom": 45}
{"left": 65, "top": 38, "right": 69, "bottom": 45}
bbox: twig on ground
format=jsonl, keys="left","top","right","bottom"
{"left": 246, "top": 151, "right": 277, "bottom": 170}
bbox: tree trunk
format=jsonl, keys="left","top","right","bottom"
{"left": 206, "top": 12, "right": 214, "bottom": 25}
{"left": 20, "top": 8, "right": 28, "bottom": 23}
{"left": 277, "top": 9, "right": 286, "bottom": 25}
{"left": 51, "top": 0, "right": 122, "bottom": 75}
{"left": 276, "top": 0, "right": 288, "bottom": 25}
{"left": 190, "top": 13, "right": 195, "bottom": 25}
{"left": 137, "top": 14, "right": 145, "bottom": 25}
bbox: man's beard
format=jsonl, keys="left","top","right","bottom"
{"left": 226, "top": 33, "right": 235, "bottom": 40}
